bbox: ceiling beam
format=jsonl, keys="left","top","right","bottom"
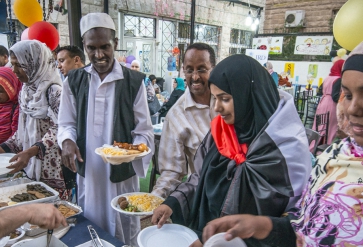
{"left": 214, "top": 0, "right": 264, "bottom": 10}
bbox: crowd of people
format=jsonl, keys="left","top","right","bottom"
{"left": 1, "top": 11, "right": 363, "bottom": 247}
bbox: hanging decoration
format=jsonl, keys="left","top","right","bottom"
{"left": 20, "top": 28, "right": 30, "bottom": 41}
{"left": 28, "top": 21, "right": 59, "bottom": 50}
{"left": 6, "top": 0, "right": 17, "bottom": 47}
{"left": 14, "top": 0, "right": 43, "bottom": 27}
{"left": 172, "top": 47, "right": 180, "bottom": 68}
{"left": 42, "top": 0, "right": 54, "bottom": 21}
{"left": 172, "top": 47, "right": 180, "bottom": 55}
{"left": 126, "top": 55, "right": 136, "bottom": 64}
{"left": 333, "top": 0, "right": 363, "bottom": 51}
{"left": 13, "top": 0, "right": 59, "bottom": 50}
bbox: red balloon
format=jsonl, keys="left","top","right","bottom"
{"left": 28, "top": 21, "right": 59, "bottom": 51}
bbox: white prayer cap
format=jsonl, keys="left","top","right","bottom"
{"left": 131, "top": 60, "right": 140, "bottom": 66}
{"left": 80, "top": 13, "right": 116, "bottom": 37}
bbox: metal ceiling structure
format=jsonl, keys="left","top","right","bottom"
{"left": 214, "top": 0, "right": 264, "bottom": 10}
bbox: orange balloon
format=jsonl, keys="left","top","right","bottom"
{"left": 14, "top": 0, "right": 43, "bottom": 27}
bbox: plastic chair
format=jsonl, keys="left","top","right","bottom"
{"left": 298, "top": 90, "right": 314, "bottom": 121}
{"left": 293, "top": 85, "right": 302, "bottom": 108}
{"left": 314, "top": 111, "right": 330, "bottom": 155}
{"left": 305, "top": 127, "right": 320, "bottom": 155}
{"left": 149, "top": 134, "right": 161, "bottom": 192}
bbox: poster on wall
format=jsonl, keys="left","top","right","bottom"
{"left": 294, "top": 36, "right": 333, "bottom": 55}
{"left": 245, "top": 49, "right": 269, "bottom": 65}
{"left": 284, "top": 63, "right": 295, "bottom": 78}
{"left": 252, "top": 37, "right": 284, "bottom": 54}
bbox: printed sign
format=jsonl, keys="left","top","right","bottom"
{"left": 252, "top": 37, "right": 284, "bottom": 54}
{"left": 284, "top": 63, "right": 295, "bottom": 78}
{"left": 245, "top": 49, "right": 269, "bottom": 65}
{"left": 294, "top": 36, "right": 333, "bottom": 55}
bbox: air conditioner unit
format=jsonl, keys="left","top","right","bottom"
{"left": 285, "top": 10, "right": 305, "bottom": 27}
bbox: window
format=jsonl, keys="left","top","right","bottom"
{"left": 124, "top": 15, "right": 156, "bottom": 38}
{"left": 229, "top": 28, "right": 254, "bottom": 56}
{"left": 177, "top": 22, "right": 220, "bottom": 61}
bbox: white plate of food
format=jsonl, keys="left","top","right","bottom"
{"left": 95, "top": 142, "right": 151, "bottom": 165}
{"left": 6, "top": 228, "right": 25, "bottom": 245}
{"left": 137, "top": 224, "right": 198, "bottom": 247}
{"left": 204, "top": 232, "right": 247, "bottom": 247}
{"left": 111, "top": 192, "right": 164, "bottom": 216}
{"left": 0, "top": 153, "right": 16, "bottom": 175}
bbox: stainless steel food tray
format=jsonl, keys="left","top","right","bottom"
{"left": 54, "top": 200, "right": 83, "bottom": 218}
{"left": 22, "top": 222, "right": 48, "bottom": 237}
{"left": 0, "top": 177, "right": 33, "bottom": 188}
{"left": 0, "top": 181, "right": 59, "bottom": 210}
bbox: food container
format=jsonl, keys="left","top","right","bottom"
{"left": 0, "top": 177, "right": 33, "bottom": 188}
{"left": 54, "top": 200, "right": 83, "bottom": 218}
{"left": 0, "top": 182, "right": 59, "bottom": 210}
{"left": 22, "top": 222, "right": 68, "bottom": 237}
{"left": 6, "top": 228, "right": 25, "bottom": 245}
{"left": 21, "top": 223, "right": 47, "bottom": 237}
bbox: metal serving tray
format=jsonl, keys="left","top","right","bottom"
{"left": 22, "top": 222, "right": 48, "bottom": 237}
{"left": 0, "top": 181, "right": 59, "bottom": 210}
{"left": 0, "top": 177, "right": 33, "bottom": 188}
{"left": 54, "top": 200, "right": 83, "bottom": 218}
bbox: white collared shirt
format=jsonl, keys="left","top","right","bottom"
{"left": 57, "top": 59, "right": 154, "bottom": 177}
{"left": 152, "top": 87, "right": 217, "bottom": 198}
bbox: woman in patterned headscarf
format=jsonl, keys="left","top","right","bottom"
{"left": 203, "top": 42, "right": 363, "bottom": 247}
{"left": 0, "top": 40, "right": 71, "bottom": 200}
{"left": 0, "top": 67, "right": 22, "bottom": 143}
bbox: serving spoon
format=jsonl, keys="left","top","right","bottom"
{"left": 46, "top": 229, "right": 53, "bottom": 247}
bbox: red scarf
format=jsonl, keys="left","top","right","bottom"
{"left": 211, "top": 115, "right": 248, "bottom": 165}
{"left": 0, "top": 68, "right": 22, "bottom": 143}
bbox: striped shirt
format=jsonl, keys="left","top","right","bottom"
{"left": 152, "top": 87, "right": 217, "bottom": 198}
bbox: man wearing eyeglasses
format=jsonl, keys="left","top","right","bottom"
{"left": 152, "top": 43, "right": 217, "bottom": 198}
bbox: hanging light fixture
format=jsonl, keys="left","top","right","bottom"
{"left": 251, "top": 23, "right": 257, "bottom": 31}
{"left": 253, "top": 18, "right": 259, "bottom": 26}
{"left": 245, "top": 10, "right": 253, "bottom": 26}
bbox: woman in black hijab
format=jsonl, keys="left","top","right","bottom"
{"left": 152, "top": 55, "right": 311, "bottom": 247}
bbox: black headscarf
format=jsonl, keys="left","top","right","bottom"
{"left": 187, "top": 55, "right": 281, "bottom": 242}
{"left": 208, "top": 54, "right": 279, "bottom": 145}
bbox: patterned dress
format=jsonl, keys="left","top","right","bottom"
{"left": 290, "top": 137, "right": 363, "bottom": 246}
{"left": 1, "top": 85, "right": 71, "bottom": 200}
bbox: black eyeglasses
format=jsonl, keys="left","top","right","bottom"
{"left": 183, "top": 69, "right": 210, "bottom": 77}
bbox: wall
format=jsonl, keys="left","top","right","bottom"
{"left": 263, "top": 0, "right": 347, "bottom": 34}
{"left": 114, "top": 0, "right": 266, "bottom": 59}
{"left": 270, "top": 60, "right": 333, "bottom": 87}
{"left": 7, "top": 0, "right": 265, "bottom": 61}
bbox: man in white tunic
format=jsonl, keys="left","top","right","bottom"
{"left": 58, "top": 13, "right": 153, "bottom": 246}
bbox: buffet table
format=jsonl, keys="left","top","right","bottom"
{"left": 61, "top": 214, "right": 124, "bottom": 246}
